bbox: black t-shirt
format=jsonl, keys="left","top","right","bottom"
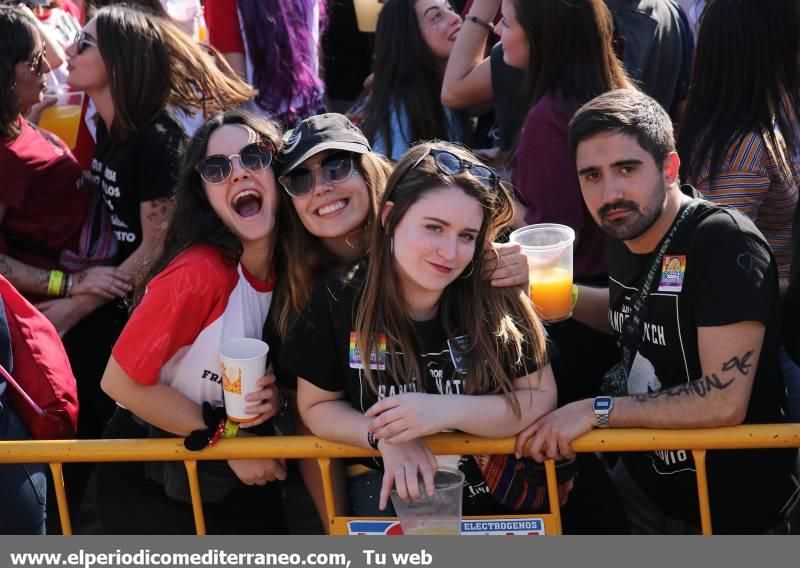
{"left": 606, "top": 196, "right": 796, "bottom": 531}
{"left": 280, "top": 261, "right": 541, "bottom": 515}
{"left": 91, "top": 112, "right": 186, "bottom": 261}
{"left": 489, "top": 43, "right": 527, "bottom": 152}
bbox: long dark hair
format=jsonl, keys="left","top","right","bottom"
{"left": 0, "top": 6, "right": 38, "bottom": 138}
{"left": 362, "top": 0, "right": 462, "bottom": 158}
{"left": 354, "top": 142, "right": 548, "bottom": 414}
{"left": 677, "top": 0, "right": 800, "bottom": 183}
{"left": 512, "top": 0, "right": 631, "bottom": 113}
{"left": 93, "top": 6, "right": 255, "bottom": 143}
{"left": 237, "top": 0, "right": 325, "bottom": 126}
{"left": 88, "top": 0, "right": 168, "bottom": 17}
{"left": 133, "top": 111, "right": 283, "bottom": 307}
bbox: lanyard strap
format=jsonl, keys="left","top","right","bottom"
{"left": 620, "top": 200, "right": 699, "bottom": 362}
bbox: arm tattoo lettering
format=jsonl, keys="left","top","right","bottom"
{"left": 632, "top": 350, "right": 753, "bottom": 403}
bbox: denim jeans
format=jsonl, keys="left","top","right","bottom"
{"left": 0, "top": 392, "right": 47, "bottom": 534}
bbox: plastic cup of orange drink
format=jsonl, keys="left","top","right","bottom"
{"left": 354, "top": 0, "right": 384, "bottom": 32}
{"left": 38, "top": 91, "right": 84, "bottom": 150}
{"left": 510, "top": 223, "right": 576, "bottom": 322}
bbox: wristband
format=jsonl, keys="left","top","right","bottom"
{"left": 47, "top": 270, "right": 65, "bottom": 297}
{"left": 367, "top": 430, "right": 380, "bottom": 450}
{"left": 571, "top": 284, "right": 579, "bottom": 308}
{"left": 222, "top": 419, "right": 239, "bottom": 439}
{"left": 466, "top": 15, "right": 494, "bottom": 32}
{"left": 65, "top": 273, "right": 73, "bottom": 297}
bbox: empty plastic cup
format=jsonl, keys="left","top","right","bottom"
{"left": 390, "top": 466, "right": 464, "bottom": 535}
{"left": 510, "top": 223, "right": 576, "bottom": 322}
{"left": 219, "top": 338, "right": 269, "bottom": 423}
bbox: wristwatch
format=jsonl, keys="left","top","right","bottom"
{"left": 593, "top": 396, "right": 614, "bottom": 428}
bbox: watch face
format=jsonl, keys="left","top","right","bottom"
{"left": 594, "top": 397, "right": 612, "bottom": 411}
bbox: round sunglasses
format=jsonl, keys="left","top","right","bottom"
{"left": 278, "top": 152, "right": 355, "bottom": 198}
{"left": 195, "top": 143, "right": 274, "bottom": 184}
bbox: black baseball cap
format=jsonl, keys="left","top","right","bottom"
{"left": 278, "top": 113, "right": 371, "bottom": 176}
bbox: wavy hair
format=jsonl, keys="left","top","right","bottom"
{"left": 354, "top": 142, "right": 548, "bottom": 415}
{"left": 0, "top": 6, "right": 39, "bottom": 138}
{"left": 677, "top": 0, "right": 800, "bottom": 183}
{"left": 273, "top": 151, "right": 393, "bottom": 337}
{"left": 132, "top": 111, "right": 283, "bottom": 307}
{"left": 93, "top": 6, "right": 256, "bottom": 143}
{"left": 237, "top": 0, "right": 325, "bottom": 126}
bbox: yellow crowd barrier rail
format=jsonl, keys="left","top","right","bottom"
{"left": 1, "top": 425, "right": 799, "bottom": 535}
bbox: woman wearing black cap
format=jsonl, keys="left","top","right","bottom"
{"left": 265, "top": 113, "right": 530, "bottom": 524}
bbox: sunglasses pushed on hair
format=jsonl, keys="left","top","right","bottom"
{"left": 278, "top": 152, "right": 355, "bottom": 198}
{"left": 410, "top": 149, "right": 499, "bottom": 189}
{"left": 195, "top": 143, "right": 274, "bottom": 184}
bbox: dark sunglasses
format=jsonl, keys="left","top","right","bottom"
{"left": 278, "top": 152, "right": 355, "bottom": 198}
{"left": 26, "top": 47, "right": 46, "bottom": 76}
{"left": 74, "top": 30, "right": 98, "bottom": 55}
{"left": 410, "top": 148, "right": 498, "bottom": 189}
{"left": 195, "top": 143, "right": 274, "bottom": 184}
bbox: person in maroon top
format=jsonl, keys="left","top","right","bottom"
{"left": 0, "top": 6, "right": 130, "bottom": 304}
{"left": 497, "top": 0, "right": 635, "bottom": 532}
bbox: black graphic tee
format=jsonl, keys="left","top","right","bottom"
{"left": 281, "top": 261, "right": 542, "bottom": 515}
{"left": 90, "top": 112, "right": 186, "bottom": 261}
{"left": 606, "top": 196, "right": 796, "bottom": 531}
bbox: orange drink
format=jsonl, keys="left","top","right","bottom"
{"left": 39, "top": 105, "right": 82, "bottom": 149}
{"left": 530, "top": 266, "right": 573, "bottom": 321}
{"left": 354, "top": 0, "right": 384, "bottom": 32}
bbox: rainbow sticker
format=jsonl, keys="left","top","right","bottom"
{"left": 658, "top": 255, "right": 686, "bottom": 292}
{"left": 348, "top": 332, "right": 387, "bottom": 370}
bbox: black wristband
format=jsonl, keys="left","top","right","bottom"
{"left": 367, "top": 430, "right": 380, "bottom": 450}
{"left": 466, "top": 15, "right": 494, "bottom": 32}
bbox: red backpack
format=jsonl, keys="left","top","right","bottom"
{"left": 0, "top": 276, "right": 78, "bottom": 439}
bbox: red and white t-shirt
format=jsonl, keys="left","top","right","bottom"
{"left": 113, "top": 245, "right": 275, "bottom": 406}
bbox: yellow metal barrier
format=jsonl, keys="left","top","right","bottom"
{"left": 2, "top": 425, "right": 799, "bottom": 536}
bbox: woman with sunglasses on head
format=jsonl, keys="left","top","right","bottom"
{"left": 362, "top": 0, "right": 468, "bottom": 160}
{"left": 268, "top": 114, "right": 530, "bottom": 525}
{"left": 280, "top": 142, "right": 557, "bottom": 516}
{"left": 95, "top": 111, "right": 288, "bottom": 534}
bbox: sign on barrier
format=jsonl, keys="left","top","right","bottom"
{"left": 346, "top": 518, "right": 546, "bottom": 536}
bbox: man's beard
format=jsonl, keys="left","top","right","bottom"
{"left": 597, "top": 180, "right": 666, "bottom": 241}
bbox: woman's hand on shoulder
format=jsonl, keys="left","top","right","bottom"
{"left": 378, "top": 438, "right": 438, "bottom": 511}
{"left": 227, "top": 458, "right": 287, "bottom": 486}
{"left": 367, "top": 393, "right": 453, "bottom": 444}
{"left": 240, "top": 373, "right": 283, "bottom": 429}
{"left": 483, "top": 242, "right": 530, "bottom": 287}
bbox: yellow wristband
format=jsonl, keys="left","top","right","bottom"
{"left": 47, "top": 270, "right": 65, "bottom": 297}
{"left": 571, "top": 284, "right": 579, "bottom": 308}
{"left": 222, "top": 419, "right": 239, "bottom": 439}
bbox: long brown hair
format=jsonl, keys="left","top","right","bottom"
{"left": 94, "top": 6, "right": 255, "bottom": 143}
{"left": 354, "top": 142, "right": 548, "bottom": 415}
{"left": 0, "top": 6, "right": 38, "bottom": 138}
{"left": 512, "top": 0, "right": 631, "bottom": 113}
{"left": 273, "top": 151, "right": 393, "bottom": 337}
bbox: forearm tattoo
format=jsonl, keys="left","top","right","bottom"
{"left": 633, "top": 350, "right": 754, "bottom": 403}
{"left": 144, "top": 198, "right": 173, "bottom": 225}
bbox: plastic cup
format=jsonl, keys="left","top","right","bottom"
{"left": 219, "top": 338, "right": 269, "bottom": 423}
{"left": 354, "top": 0, "right": 384, "bottom": 32}
{"left": 510, "top": 223, "right": 576, "bottom": 322}
{"left": 390, "top": 466, "right": 464, "bottom": 535}
{"left": 38, "top": 91, "right": 84, "bottom": 149}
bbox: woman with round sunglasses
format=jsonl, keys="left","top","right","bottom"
{"left": 280, "top": 141, "right": 557, "bottom": 516}
{"left": 95, "top": 110, "right": 289, "bottom": 534}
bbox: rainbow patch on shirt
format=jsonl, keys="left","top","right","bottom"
{"left": 348, "top": 332, "right": 387, "bottom": 370}
{"left": 658, "top": 255, "right": 686, "bottom": 292}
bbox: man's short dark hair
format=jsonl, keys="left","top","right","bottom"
{"left": 568, "top": 89, "right": 675, "bottom": 169}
